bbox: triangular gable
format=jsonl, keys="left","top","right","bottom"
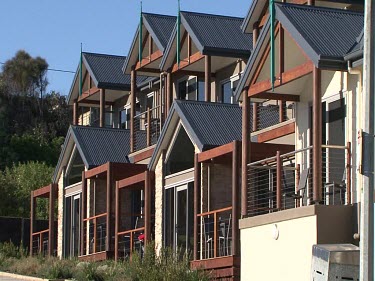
{"left": 148, "top": 100, "right": 242, "bottom": 170}
{"left": 160, "top": 11, "right": 252, "bottom": 72}
{"left": 235, "top": 3, "right": 363, "bottom": 102}
{"left": 123, "top": 13, "right": 176, "bottom": 75}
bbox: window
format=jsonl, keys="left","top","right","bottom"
{"left": 119, "top": 108, "right": 130, "bottom": 129}
{"left": 220, "top": 76, "right": 240, "bottom": 104}
{"left": 178, "top": 77, "right": 202, "bottom": 101}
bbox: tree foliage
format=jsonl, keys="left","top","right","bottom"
{"left": 0, "top": 50, "right": 71, "bottom": 218}
{"left": 0, "top": 162, "right": 54, "bottom": 218}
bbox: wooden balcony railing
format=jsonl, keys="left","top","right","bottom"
{"left": 31, "top": 229, "right": 49, "bottom": 256}
{"left": 117, "top": 227, "right": 145, "bottom": 260}
{"left": 246, "top": 143, "right": 351, "bottom": 217}
{"left": 197, "top": 206, "right": 232, "bottom": 260}
{"left": 83, "top": 213, "right": 107, "bottom": 255}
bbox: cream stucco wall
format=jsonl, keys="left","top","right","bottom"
{"left": 240, "top": 215, "right": 317, "bottom": 281}
{"left": 154, "top": 151, "right": 164, "bottom": 253}
{"left": 57, "top": 170, "right": 65, "bottom": 258}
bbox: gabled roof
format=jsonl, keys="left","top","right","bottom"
{"left": 123, "top": 13, "right": 176, "bottom": 74}
{"left": 160, "top": 11, "right": 253, "bottom": 70}
{"left": 148, "top": 100, "right": 242, "bottom": 170}
{"left": 52, "top": 126, "right": 147, "bottom": 182}
{"left": 276, "top": 3, "right": 363, "bottom": 69}
{"left": 241, "top": 0, "right": 364, "bottom": 33}
{"left": 235, "top": 4, "right": 364, "bottom": 101}
{"left": 67, "top": 52, "right": 149, "bottom": 104}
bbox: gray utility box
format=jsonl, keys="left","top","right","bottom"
{"left": 311, "top": 244, "right": 359, "bottom": 281}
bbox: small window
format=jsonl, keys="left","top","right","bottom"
{"left": 119, "top": 108, "right": 130, "bottom": 129}
{"left": 178, "top": 77, "right": 200, "bottom": 101}
{"left": 178, "top": 80, "right": 187, "bottom": 100}
{"left": 198, "top": 80, "right": 205, "bottom": 101}
{"left": 146, "top": 93, "right": 154, "bottom": 109}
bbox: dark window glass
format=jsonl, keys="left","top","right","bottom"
{"left": 187, "top": 78, "right": 197, "bottom": 100}
{"left": 198, "top": 81, "right": 205, "bottom": 101}
{"left": 221, "top": 81, "right": 232, "bottom": 104}
{"left": 178, "top": 80, "right": 187, "bottom": 100}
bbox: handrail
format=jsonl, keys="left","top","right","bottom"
{"left": 118, "top": 227, "right": 145, "bottom": 236}
{"left": 83, "top": 213, "right": 107, "bottom": 222}
{"left": 197, "top": 206, "right": 232, "bottom": 217}
{"left": 134, "top": 105, "right": 161, "bottom": 119}
{"left": 32, "top": 229, "right": 49, "bottom": 236}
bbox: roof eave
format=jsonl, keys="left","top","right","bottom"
{"left": 123, "top": 26, "right": 140, "bottom": 75}
{"left": 202, "top": 46, "right": 251, "bottom": 59}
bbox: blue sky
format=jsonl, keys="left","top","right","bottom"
{"left": 0, "top": 0, "right": 251, "bottom": 96}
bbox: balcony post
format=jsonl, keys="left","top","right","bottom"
{"left": 145, "top": 170, "right": 152, "bottom": 244}
{"left": 73, "top": 100, "right": 79, "bottom": 125}
{"left": 232, "top": 141, "right": 240, "bottom": 256}
{"left": 48, "top": 184, "right": 55, "bottom": 256}
{"left": 146, "top": 108, "right": 151, "bottom": 147}
{"left": 81, "top": 171, "right": 87, "bottom": 256}
{"left": 30, "top": 192, "right": 35, "bottom": 256}
{"left": 276, "top": 151, "right": 282, "bottom": 210}
{"left": 130, "top": 67, "right": 137, "bottom": 153}
{"left": 346, "top": 142, "right": 352, "bottom": 205}
{"left": 166, "top": 70, "right": 172, "bottom": 114}
{"left": 106, "top": 162, "right": 112, "bottom": 252}
{"left": 313, "top": 67, "right": 322, "bottom": 203}
{"left": 205, "top": 55, "right": 211, "bottom": 102}
{"left": 115, "top": 181, "right": 119, "bottom": 261}
{"left": 308, "top": 0, "right": 315, "bottom": 5}
{"left": 193, "top": 154, "right": 201, "bottom": 260}
{"left": 241, "top": 87, "right": 250, "bottom": 217}
{"left": 99, "top": 89, "right": 105, "bottom": 128}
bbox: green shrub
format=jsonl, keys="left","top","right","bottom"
{"left": 0, "top": 241, "right": 27, "bottom": 259}
{"left": 40, "top": 257, "right": 76, "bottom": 279}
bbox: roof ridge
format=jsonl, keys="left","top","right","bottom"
{"left": 276, "top": 2, "right": 364, "bottom": 15}
{"left": 142, "top": 12, "right": 176, "bottom": 19}
{"left": 175, "top": 99, "right": 241, "bottom": 108}
{"left": 72, "top": 125, "right": 131, "bottom": 133}
{"left": 180, "top": 10, "right": 244, "bottom": 21}
{"left": 83, "top": 52, "right": 127, "bottom": 59}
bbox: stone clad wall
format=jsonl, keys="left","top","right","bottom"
{"left": 154, "top": 152, "right": 164, "bottom": 253}
{"left": 57, "top": 171, "right": 64, "bottom": 258}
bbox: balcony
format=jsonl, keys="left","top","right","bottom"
{"left": 133, "top": 105, "right": 163, "bottom": 152}
{"left": 245, "top": 143, "right": 352, "bottom": 217}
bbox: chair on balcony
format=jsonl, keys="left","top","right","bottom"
{"left": 283, "top": 168, "right": 310, "bottom": 207}
{"left": 324, "top": 170, "right": 346, "bottom": 205}
{"left": 202, "top": 217, "right": 214, "bottom": 259}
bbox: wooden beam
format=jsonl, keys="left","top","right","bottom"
{"left": 99, "top": 89, "right": 105, "bottom": 128}
{"left": 241, "top": 89, "right": 250, "bottom": 217}
{"left": 132, "top": 147, "right": 155, "bottom": 163}
{"left": 254, "top": 92, "right": 300, "bottom": 102}
{"left": 85, "top": 164, "right": 108, "bottom": 179}
{"left": 193, "top": 154, "right": 200, "bottom": 261}
{"left": 248, "top": 61, "right": 314, "bottom": 97}
{"left": 78, "top": 87, "right": 100, "bottom": 102}
{"left": 135, "top": 50, "right": 163, "bottom": 70}
{"left": 166, "top": 71, "right": 172, "bottom": 114}
{"left": 171, "top": 52, "right": 205, "bottom": 73}
{"left": 144, "top": 171, "right": 151, "bottom": 243}
{"left": 30, "top": 192, "right": 35, "bottom": 256}
{"left": 118, "top": 172, "right": 146, "bottom": 189}
{"left": 73, "top": 100, "right": 78, "bottom": 126}
{"left": 256, "top": 121, "right": 295, "bottom": 143}
{"left": 48, "top": 184, "right": 56, "bottom": 256}
{"left": 77, "top": 100, "right": 114, "bottom": 106}
{"left": 106, "top": 163, "right": 112, "bottom": 251}
{"left": 198, "top": 142, "right": 234, "bottom": 163}
{"left": 313, "top": 67, "right": 322, "bottom": 203}
{"left": 32, "top": 185, "right": 51, "bottom": 198}
{"left": 114, "top": 181, "right": 119, "bottom": 261}
{"left": 232, "top": 141, "right": 240, "bottom": 256}
{"left": 205, "top": 55, "right": 211, "bottom": 102}
{"left": 130, "top": 68, "right": 136, "bottom": 153}
{"left": 81, "top": 171, "right": 87, "bottom": 256}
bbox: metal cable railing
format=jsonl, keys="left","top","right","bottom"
{"left": 197, "top": 207, "right": 232, "bottom": 260}
{"left": 133, "top": 105, "right": 162, "bottom": 151}
{"left": 82, "top": 213, "right": 107, "bottom": 255}
{"left": 252, "top": 102, "right": 295, "bottom": 132}
{"left": 31, "top": 229, "right": 49, "bottom": 256}
{"left": 246, "top": 144, "right": 351, "bottom": 217}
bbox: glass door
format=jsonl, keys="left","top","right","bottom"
{"left": 176, "top": 185, "right": 187, "bottom": 251}
{"left": 71, "top": 195, "right": 81, "bottom": 257}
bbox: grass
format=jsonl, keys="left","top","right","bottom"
{"left": 0, "top": 242, "right": 210, "bottom": 281}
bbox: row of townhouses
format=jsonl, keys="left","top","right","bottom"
{"left": 29, "top": 0, "right": 365, "bottom": 280}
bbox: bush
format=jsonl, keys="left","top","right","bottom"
{"left": 0, "top": 241, "right": 27, "bottom": 259}
{"left": 40, "top": 258, "right": 75, "bottom": 279}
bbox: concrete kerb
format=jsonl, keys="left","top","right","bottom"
{"left": 0, "top": 271, "right": 68, "bottom": 281}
